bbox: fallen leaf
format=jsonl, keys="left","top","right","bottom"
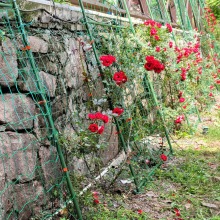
{"left": 164, "top": 200, "right": 172, "bottom": 203}
{"left": 146, "top": 191, "right": 158, "bottom": 197}
{"left": 185, "top": 203, "right": 191, "bottom": 209}
{"left": 213, "top": 176, "right": 220, "bottom": 182}
{"left": 202, "top": 202, "right": 218, "bottom": 209}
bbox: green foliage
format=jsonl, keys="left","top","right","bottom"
{"left": 85, "top": 205, "right": 148, "bottom": 220}
{"left": 209, "top": 6, "right": 220, "bottom": 21}
{"left": 54, "top": 0, "right": 71, "bottom": 4}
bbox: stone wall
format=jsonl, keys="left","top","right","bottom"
{"left": 0, "top": 1, "right": 123, "bottom": 219}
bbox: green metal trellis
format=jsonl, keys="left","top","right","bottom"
{"left": 0, "top": 0, "right": 218, "bottom": 219}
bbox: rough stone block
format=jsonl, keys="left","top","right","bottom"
{"left": 99, "top": 119, "right": 119, "bottom": 165}
{"left": 51, "top": 95, "right": 67, "bottom": 120}
{"left": 0, "top": 93, "right": 36, "bottom": 130}
{"left": 41, "top": 13, "right": 51, "bottom": 23}
{"left": 39, "top": 146, "right": 62, "bottom": 191}
{"left": 0, "top": 178, "right": 13, "bottom": 220}
{"left": 0, "top": 132, "right": 39, "bottom": 183}
{"left": 18, "top": 71, "right": 57, "bottom": 98}
{"left": 13, "top": 181, "right": 44, "bottom": 220}
{"left": 17, "top": 36, "right": 48, "bottom": 54}
{"left": 0, "top": 37, "right": 18, "bottom": 87}
{"left": 63, "top": 38, "right": 85, "bottom": 90}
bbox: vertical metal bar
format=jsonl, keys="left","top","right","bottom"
{"left": 144, "top": 74, "right": 173, "bottom": 154}
{"left": 121, "top": 0, "right": 135, "bottom": 34}
{"left": 77, "top": 0, "right": 140, "bottom": 193}
{"left": 185, "top": 114, "right": 192, "bottom": 134}
{"left": 157, "top": 0, "right": 166, "bottom": 21}
{"left": 188, "top": 0, "right": 200, "bottom": 29}
{"left": 195, "top": 105, "right": 201, "bottom": 122}
{"left": 11, "top": 1, "right": 83, "bottom": 219}
{"left": 177, "top": 0, "right": 185, "bottom": 28}
{"left": 144, "top": 0, "right": 154, "bottom": 19}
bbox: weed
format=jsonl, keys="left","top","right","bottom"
{"left": 207, "top": 126, "right": 220, "bottom": 141}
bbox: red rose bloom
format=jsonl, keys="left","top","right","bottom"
{"left": 153, "top": 60, "right": 163, "bottom": 73}
{"left": 122, "top": 75, "right": 127, "bottom": 83}
{"left": 89, "top": 124, "right": 98, "bottom": 132}
{"left": 150, "top": 20, "right": 156, "bottom": 26}
{"left": 144, "top": 21, "right": 150, "bottom": 25}
{"left": 175, "top": 119, "right": 181, "bottom": 123}
{"left": 94, "top": 199, "right": 99, "bottom": 204}
{"left": 175, "top": 115, "right": 184, "bottom": 124}
{"left": 97, "top": 125, "right": 104, "bottom": 134}
{"left": 101, "top": 115, "right": 109, "bottom": 123}
{"left": 169, "top": 41, "right": 173, "bottom": 48}
{"left": 150, "top": 27, "right": 157, "bottom": 36}
{"left": 181, "top": 75, "right": 186, "bottom": 80}
{"left": 95, "top": 113, "right": 103, "bottom": 119}
{"left": 156, "top": 47, "right": 160, "bottom": 52}
{"left": 88, "top": 114, "right": 96, "bottom": 119}
{"left": 113, "top": 71, "right": 125, "bottom": 81}
{"left": 155, "top": 35, "right": 159, "bottom": 40}
{"left": 113, "top": 107, "right": 124, "bottom": 116}
{"left": 160, "top": 154, "right": 167, "bottom": 161}
{"left": 156, "top": 23, "right": 162, "bottom": 28}
{"left": 145, "top": 56, "right": 154, "bottom": 62}
{"left": 117, "top": 81, "right": 121, "bottom": 85}
{"left": 100, "top": 55, "right": 116, "bottom": 66}
{"left": 166, "top": 23, "right": 172, "bottom": 32}
{"left": 179, "top": 98, "right": 185, "bottom": 103}
{"left": 92, "top": 194, "right": 99, "bottom": 199}
{"left": 160, "top": 64, "right": 165, "bottom": 70}
{"left": 144, "top": 62, "right": 155, "bottom": 71}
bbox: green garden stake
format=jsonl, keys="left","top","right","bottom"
{"left": 121, "top": 0, "right": 135, "bottom": 34}
{"left": 195, "top": 105, "right": 202, "bottom": 122}
{"left": 185, "top": 114, "right": 193, "bottom": 134}
{"left": 12, "top": 1, "right": 83, "bottom": 219}
{"left": 144, "top": 0, "right": 154, "bottom": 19}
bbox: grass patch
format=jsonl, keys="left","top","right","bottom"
{"left": 206, "top": 126, "right": 220, "bottom": 141}
{"left": 153, "top": 145, "right": 220, "bottom": 220}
